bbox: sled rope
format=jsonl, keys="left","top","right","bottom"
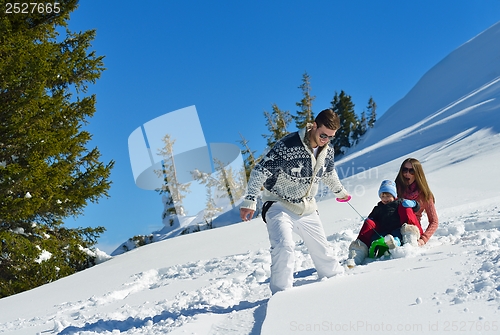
{"left": 346, "top": 201, "right": 383, "bottom": 238}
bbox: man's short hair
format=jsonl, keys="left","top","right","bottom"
{"left": 315, "top": 109, "right": 340, "bottom": 130}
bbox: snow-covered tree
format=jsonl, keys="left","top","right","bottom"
{"left": 155, "top": 134, "right": 190, "bottom": 227}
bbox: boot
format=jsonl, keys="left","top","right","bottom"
{"left": 346, "top": 239, "right": 368, "bottom": 268}
{"left": 401, "top": 223, "right": 420, "bottom": 246}
{"left": 384, "top": 234, "right": 401, "bottom": 249}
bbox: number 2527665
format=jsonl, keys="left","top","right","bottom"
{"left": 5, "top": 3, "right": 61, "bottom": 14}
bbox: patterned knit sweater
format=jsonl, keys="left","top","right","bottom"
{"left": 240, "top": 127, "right": 348, "bottom": 215}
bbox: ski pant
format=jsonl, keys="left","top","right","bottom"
{"left": 265, "top": 202, "right": 343, "bottom": 294}
{"left": 357, "top": 205, "right": 424, "bottom": 247}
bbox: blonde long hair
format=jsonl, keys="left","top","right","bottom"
{"left": 395, "top": 158, "right": 435, "bottom": 203}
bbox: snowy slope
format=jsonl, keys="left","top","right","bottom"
{"left": 263, "top": 147, "right": 500, "bottom": 335}
{"left": 1, "top": 20, "right": 500, "bottom": 335}
{"left": 336, "top": 21, "right": 500, "bottom": 179}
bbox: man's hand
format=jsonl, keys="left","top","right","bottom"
{"left": 240, "top": 208, "right": 255, "bottom": 221}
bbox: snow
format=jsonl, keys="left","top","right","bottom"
{"left": 34, "top": 247, "right": 52, "bottom": 264}
{"left": 2, "top": 20, "right": 500, "bottom": 335}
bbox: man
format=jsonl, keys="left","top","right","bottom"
{"left": 240, "top": 108, "right": 350, "bottom": 294}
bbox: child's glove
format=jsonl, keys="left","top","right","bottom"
{"left": 402, "top": 199, "right": 417, "bottom": 208}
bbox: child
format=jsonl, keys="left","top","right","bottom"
{"left": 347, "top": 180, "right": 422, "bottom": 268}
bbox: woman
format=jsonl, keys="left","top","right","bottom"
{"left": 395, "top": 158, "right": 439, "bottom": 246}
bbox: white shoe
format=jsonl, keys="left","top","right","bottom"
{"left": 347, "top": 239, "right": 368, "bottom": 268}
{"left": 401, "top": 223, "right": 420, "bottom": 246}
{"left": 346, "top": 258, "right": 356, "bottom": 269}
{"left": 384, "top": 234, "right": 401, "bottom": 249}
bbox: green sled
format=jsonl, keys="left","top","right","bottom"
{"left": 369, "top": 236, "right": 390, "bottom": 258}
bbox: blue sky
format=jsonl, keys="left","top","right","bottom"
{"left": 64, "top": 1, "right": 500, "bottom": 253}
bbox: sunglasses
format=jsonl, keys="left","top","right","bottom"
{"left": 319, "top": 133, "right": 335, "bottom": 140}
{"left": 402, "top": 167, "right": 415, "bottom": 175}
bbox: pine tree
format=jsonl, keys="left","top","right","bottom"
{"left": 262, "top": 103, "right": 292, "bottom": 148}
{"left": 352, "top": 110, "right": 368, "bottom": 145}
{"left": 293, "top": 72, "right": 316, "bottom": 129}
{"left": 367, "top": 96, "right": 377, "bottom": 128}
{"left": 191, "top": 168, "right": 223, "bottom": 225}
{"left": 192, "top": 158, "right": 246, "bottom": 211}
{"left": 330, "top": 90, "right": 357, "bottom": 156}
{"left": 156, "top": 134, "right": 190, "bottom": 226}
{"left": 213, "top": 158, "right": 246, "bottom": 209}
{"left": 0, "top": 0, "right": 113, "bottom": 297}
{"left": 238, "top": 132, "right": 257, "bottom": 180}
{"left": 202, "top": 189, "right": 222, "bottom": 226}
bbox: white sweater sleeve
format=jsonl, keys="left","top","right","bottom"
{"left": 323, "top": 167, "right": 348, "bottom": 198}
{"left": 239, "top": 166, "right": 270, "bottom": 211}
